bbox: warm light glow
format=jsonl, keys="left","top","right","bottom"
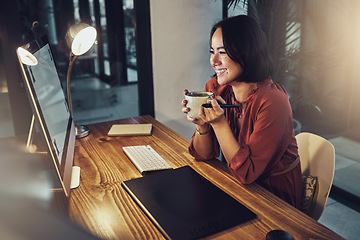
{"left": 17, "top": 47, "right": 38, "bottom": 66}
{"left": 71, "top": 26, "right": 97, "bottom": 56}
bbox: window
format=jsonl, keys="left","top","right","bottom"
{"left": 16, "top": 0, "right": 150, "bottom": 125}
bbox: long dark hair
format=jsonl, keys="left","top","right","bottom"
{"left": 210, "top": 15, "right": 273, "bottom": 83}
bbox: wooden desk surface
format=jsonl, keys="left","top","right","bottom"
{"left": 68, "top": 115, "right": 343, "bottom": 240}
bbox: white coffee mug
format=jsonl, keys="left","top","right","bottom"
{"left": 185, "top": 91, "right": 214, "bottom": 119}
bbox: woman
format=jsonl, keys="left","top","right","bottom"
{"left": 182, "top": 15, "right": 303, "bottom": 209}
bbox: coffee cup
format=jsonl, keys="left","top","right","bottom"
{"left": 185, "top": 91, "right": 214, "bottom": 119}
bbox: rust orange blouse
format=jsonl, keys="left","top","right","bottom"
{"left": 189, "top": 77, "right": 303, "bottom": 209}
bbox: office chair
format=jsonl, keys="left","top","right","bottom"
{"left": 296, "top": 132, "right": 335, "bottom": 221}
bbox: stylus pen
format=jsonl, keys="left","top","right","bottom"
{"left": 202, "top": 103, "right": 241, "bottom": 108}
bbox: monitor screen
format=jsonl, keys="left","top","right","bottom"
{"left": 16, "top": 36, "right": 76, "bottom": 197}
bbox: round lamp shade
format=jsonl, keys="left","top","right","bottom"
{"left": 66, "top": 23, "right": 97, "bottom": 56}
{"left": 17, "top": 47, "right": 38, "bottom": 66}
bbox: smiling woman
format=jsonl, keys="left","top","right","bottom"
{"left": 182, "top": 15, "right": 303, "bottom": 210}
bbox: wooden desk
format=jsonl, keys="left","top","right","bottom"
{"left": 67, "top": 115, "right": 343, "bottom": 240}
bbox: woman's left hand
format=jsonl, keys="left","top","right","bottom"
{"left": 199, "top": 96, "right": 226, "bottom": 124}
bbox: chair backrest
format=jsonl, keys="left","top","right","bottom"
{"left": 296, "top": 132, "right": 335, "bottom": 221}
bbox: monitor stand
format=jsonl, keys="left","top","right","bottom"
{"left": 70, "top": 166, "right": 80, "bottom": 189}
{"left": 26, "top": 115, "right": 80, "bottom": 190}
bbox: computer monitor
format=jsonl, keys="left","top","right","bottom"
{"left": 16, "top": 36, "right": 76, "bottom": 197}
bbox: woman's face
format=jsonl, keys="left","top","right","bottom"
{"left": 210, "top": 28, "right": 243, "bottom": 85}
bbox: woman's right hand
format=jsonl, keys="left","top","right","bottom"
{"left": 182, "top": 89, "right": 207, "bottom": 126}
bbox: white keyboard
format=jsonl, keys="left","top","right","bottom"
{"left": 122, "top": 145, "right": 173, "bottom": 174}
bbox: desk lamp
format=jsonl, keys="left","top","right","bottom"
{"left": 65, "top": 23, "right": 97, "bottom": 138}
{"left": 17, "top": 46, "right": 38, "bottom": 66}
{"left": 17, "top": 46, "right": 38, "bottom": 152}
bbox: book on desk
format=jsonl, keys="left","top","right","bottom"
{"left": 108, "top": 124, "right": 153, "bottom": 136}
{"left": 121, "top": 165, "right": 256, "bottom": 240}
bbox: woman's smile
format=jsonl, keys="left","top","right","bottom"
{"left": 215, "top": 68, "right": 227, "bottom": 77}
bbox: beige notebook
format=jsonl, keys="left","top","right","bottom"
{"left": 108, "top": 124, "right": 153, "bottom": 136}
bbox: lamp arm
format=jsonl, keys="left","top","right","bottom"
{"left": 66, "top": 54, "right": 78, "bottom": 116}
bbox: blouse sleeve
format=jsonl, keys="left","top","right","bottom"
{"left": 188, "top": 130, "right": 220, "bottom": 160}
{"left": 228, "top": 85, "right": 294, "bottom": 184}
